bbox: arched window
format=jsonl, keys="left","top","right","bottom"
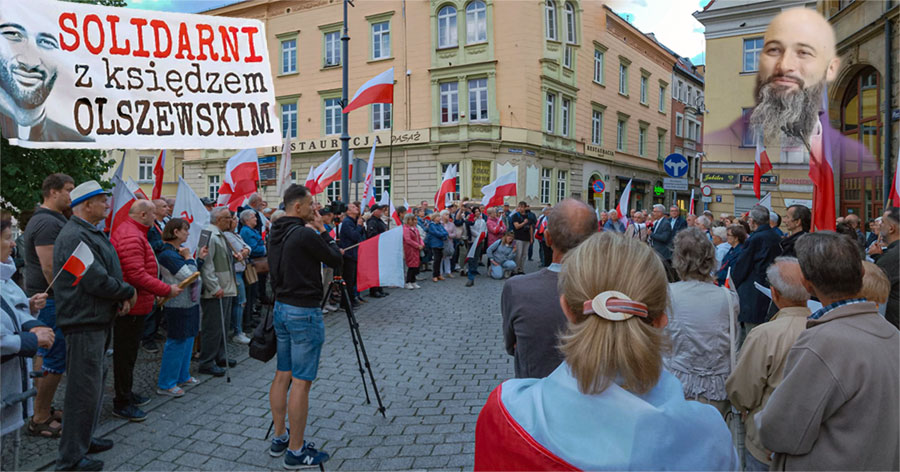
{"left": 466, "top": 1, "right": 487, "bottom": 44}
{"left": 438, "top": 5, "right": 458, "bottom": 48}
{"left": 545, "top": 0, "right": 557, "bottom": 41}
{"left": 839, "top": 66, "right": 883, "bottom": 219}
{"left": 565, "top": 2, "right": 576, "bottom": 43}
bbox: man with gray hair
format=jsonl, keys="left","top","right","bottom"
{"left": 198, "top": 206, "right": 239, "bottom": 377}
{"left": 649, "top": 203, "right": 674, "bottom": 260}
{"left": 733, "top": 205, "right": 782, "bottom": 344}
{"left": 757, "top": 232, "right": 898, "bottom": 470}
{"left": 502, "top": 199, "right": 597, "bottom": 378}
{"left": 726, "top": 257, "right": 810, "bottom": 471}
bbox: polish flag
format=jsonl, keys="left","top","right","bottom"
{"left": 276, "top": 134, "right": 293, "bottom": 198}
{"left": 343, "top": 68, "right": 394, "bottom": 114}
{"left": 61, "top": 241, "right": 94, "bottom": 286}
{"left": 809, "top": 101, "right": 835, "bottom": 231}
{"left": 889, "top": 144, "right": 900, "bottom": 206}
{"left": 126, "top": 177, "right": 148, "bottom": 200}
{"left": 151, "top": 150, "right": 166, "bottom": 200}
{"left": 689, "top": 188, "right": 695, "bottom": 215}
{"left": 403, "top": 198, "right": 410, "bottom": 210}
{"left": 754, "top": 140, "right": 773, "bottom": 200}
{"left": 615, "top": 179, "right": 632, "bottom": 227}
{"left": 357, "top": 226, "right": 405, "bottom": 291}
{"left": 434, "top": 164, "right": 458, "bottom": 211}
{"left": 304, "top": 166, "right": 318, "bottom": 194}
{"left": 217, "top": 149, "right": 260, "bottom": 211}
{"left": 311, "top": 150, "right": 354, "bottom": 195}
{"left": 172, "top": 177, "right": 211, "bottom": 253}
{"left": 480, "top": 171, "right": 517, "bottom": 208}
{"left": 466, "top": 226, "right": 486, "bottom": 261}
{"left": 361, "top": 142, "right": 378, "bottom": 209}
{"left": 109, "top": 175, "right": 136, "bottom": 235}
{"left": 379, "top": 190, "right": 399, "bottom": 226}
{"left": 102, "top": 154, "right": 126, "bottom": 232}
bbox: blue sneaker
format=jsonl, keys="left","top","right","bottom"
{"left": 283, "top": 442, "right": 330, "bottom": 469}
{"left": 269, "top": 430, "right": 291, "bottom": 457}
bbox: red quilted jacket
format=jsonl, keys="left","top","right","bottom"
{"left": 111, "top": 217, "right": 171, "bottom": 315}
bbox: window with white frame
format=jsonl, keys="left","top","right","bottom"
{"left": 675, "top": 113, "right": 683, "bottom": 137}
{"left": 545, "top": 0, "right": 557, "bottom": 40}
{"left": 594, "top": 49, "right": 604, "bottom": 83}
{"left": 325, "top": 181, "right": 341, "bottom": 203}
{"left": 281, "top": 103, "right": 297, "bottom": 138}
{"left": 372, "top": 21, "right": 390, "bottom": 59}
{"left": 438, "top": 5, "right": 457, "bottom": 48}
{"left": 687, "top": 85, "right": 693, "bottom": 106}
{"left": 743, "top": 37, "right": 763, "bottom": 72}
{"left": 372, "top": 103, "right": 391, "bottom": 130}
{"left": 324, "top": 31, "right": 341, "bottom": 67}
{"left": 638, "top": 126, "right": 646, "bottom": 156}
{"left": 564, "top": 2, "right": 576, "bottom": 43}
{"left": 591, "top": 110, "right": 603, "bottom": 145}
{"left": 619, "top": 63, "right": 628, "bottom": 95}
{"left": 563, "top": 46, "right": 573, "bottom": 68}
{"left": 540, "top": 168, "right": 551, "bottom": 204}
{"left": 616, "top": 119, "right": 626, "bottom": 151}
{"left": 741, "top": 107, "right": 755, "bottom": 146}
{"left": 640, "top": 75, "right": 648, "bottom": 104}
{"left": 374, "top": 166, "right": 391, "bottom": 200}
{"left": 208, "top": 175, "right": 220, "bottom": 200}
{"left": 561, "top": 97, "right": 571, "bottom": 137}
{"left": 466, "top": 1, "right": 487, "bottom": 44}
{"left": 281, "top": 39, "right": 296, "bottom": 74}
{"left": 545, "top": 92, "right": 556, "bottom": 133}
{"left": 440, "top": 82, "right": 459, "bottom": 124}
{"left": 440, "top": 163, "right": 460, "bottom": 201}
{"left": 468, "top": 78, "right": 488, "bottom": 122}
{"left": 556, "top": 170, "right": 567, "bottom": 202}
{"left": 324, "top": 98, "right": 342, "bottom": 135}
{"left": 657, "top": 131, "right": 665, "bottom": 159}
{"left": 658, "top": 84, "right": 666, "bottom": 112}
{"left": 138, "top": 156, "right": 153, "bottom": 181}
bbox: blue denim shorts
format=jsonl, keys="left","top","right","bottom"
{"left": 273, "top": 302, "right": 325, "bottom": 381}
{"left": 36, "top": 298, "right": 66, "bottom": 374}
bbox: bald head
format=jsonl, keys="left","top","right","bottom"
{"left": 766, "top": 257, "right": 809, "bottom": 308}
{"left": 760, "top": 8, "right": 839, "bottom": 89}
{"left": 547, "top": 198, "right": 598, "bottom": 257}
{"left": 129, "top": 200, "right": 156, "bottom": 226}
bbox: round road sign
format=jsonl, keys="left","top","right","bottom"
{"left": 701, "top": 185, "right": 712, "bottom": 197}
{"left": 592, "top": 180, "right": 605, "bottom": 193}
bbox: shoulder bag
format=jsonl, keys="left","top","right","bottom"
{"left": 248, "top": 225, "right": 299, "bottom": 362}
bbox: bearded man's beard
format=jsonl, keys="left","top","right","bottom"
{"left": 749, "top": 75, "right": 824, "bottom": 147}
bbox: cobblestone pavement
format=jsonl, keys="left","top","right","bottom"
{"left": 9, "top": 259, "right": 537, "bottom": 471}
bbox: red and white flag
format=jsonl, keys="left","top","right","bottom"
{"left": 403, "top": 198, "right": 410, "bottom": 210}
{"left": 379, "top": 191, "right": 400, "bottom": 226}
{"left": 304, "top": 165, "right": 318, "bottom": 194}
{"left": 615, "top": 179, "right": 632, "bottom": 227}
{"left": 126, "top": 177, "right": 148, "bottom": 200}
{"left": 343, "top": 68, "right": 394, "bottom": 114}
{"left": 357, "top": 227, "right": 404, "bottom": 291}
{"left": 689, "top": 188, "right": 695, "bottom": 215}
{"left": 480, "top": 171, "right": 517, "bottom": 208}
{"left": 151, "top": 150, "right": 166, "bottom": 200}
{"left": 101, "top": 154, "right": 126, "bottom": 232}
{"left": 434, "top": 164, "right": 458, "bottom": 211}
{"left": 109, "top": 175, "right": 136, "bottom": 235}
{"left": 889, "top": 143, "right": 900, "bottom": 207}
{"left": 466, "top": 226, "right": 486, "bottom": 261}
{"left": 217, "top": 149, "right": 260, "bottom": 211}
{"left": 276, "top": 134, "right": 293, "bottom": 198}
{"left": 361, "top": 142, "right": 378, "bottom": 209}
{"left": 61, "top": 241, "right": 94, "bottom": 286}
{"left": 172, "top": 177, "right": 211, "bottom": 252}
{"left": 310, "top": 150, "right": 354, "bottom": 196}
{"left": 754, "top": 140, "right": 773, "bottom": 200}
{"left": 809, "top": 108, "right": 835, "bottom": 230}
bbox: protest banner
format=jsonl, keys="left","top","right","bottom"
{"left": 0, "top": 0, "right": 280, "bottom": 149}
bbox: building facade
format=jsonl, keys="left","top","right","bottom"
{"left": 181, "top": 0, "right": 677, "bottom": 213}
{"left": 669, "top": 56, "right": 705, "bottom": 211}
{"left": 102, "top": 150, "right": 185, "bottom": 199}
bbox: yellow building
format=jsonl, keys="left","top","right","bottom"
{"left": 184, "top": 0, "right": 677, "bottom": 212}
{"left": 102, "top": 149, "right": 185, "bottom": 199}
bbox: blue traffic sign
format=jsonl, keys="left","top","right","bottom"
{"left": 592, "top": 179, "right": 605, "bottom": 193}
{"left": 663, "top": 153, "right": 689, "bottom": 178}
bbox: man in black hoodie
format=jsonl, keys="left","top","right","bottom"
{"left": 364, "top": 204, "right": 388, "bottom": 298}
{"left": 267, "top": 184, "right": 342, "bottom": 469}
{"left": 338, "top": 203, "right": 366, "bottom": 307}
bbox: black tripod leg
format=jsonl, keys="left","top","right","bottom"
{"left": 265, "top": 420, "right": 274, "bottom": 440}
{"left": 321, "top": 282, "right": 334, "bottom": 310}
{"left": 339, "top": 282, "right": 371, "bottom": 405}
{"left": 340, "top": 285, "right": 387, "bottom": 418}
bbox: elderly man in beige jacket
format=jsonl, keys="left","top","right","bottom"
{"left": 725, "top": 257, "right": 809, "bottom": 470}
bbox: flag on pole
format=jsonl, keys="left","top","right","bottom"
{"left": 434, "top": 164, "right": 458, "bottom": 211}
{"left": 109, "top": 175, "right": 136, "bottom": 235}
{"left": 217, "top": 149, "right": 260, "bottom": 211}
{"left": 689, "top": 188, "right": 695, "bottom": 215}
{"left": 758, "top": 192, "right": 772, "bottom": 211}
{"left": 889, "top": 144, "right": 900, "bottom": 207}
{"left": 102, "top": 153, "right": 127, "bottom": 232}
{"left": 466, "top": 225, "right": 486, "bottom": 261}
{"left": 126, "top": 177, "right": 148, "bottom": 199}
{"left": 615, "top": 179, "right": 632, "bottom": 227}
{"left": 378, "top": 190, "right": 398, "bottom": 226}
{"left": 361, "top": 142, "right": 378, "bottom": 209}
{"left": 480, "top": 171, "right": 517, "bottom": 208}
{"left": 809, "top": 89, "right": 836, "bottom": 231}
{"left": 309, "top": 150, "right": 354, "bottom": 196}
{"left": 403, "top": 198, "right": 410, "bottom": 210}
{"left": 754, "top": 139, "right": 773, "bottom": 200}
{"left": 343, "top": 68, "right": 394, "bottom": 114}
{"left": 151, "top": 149, "right": 166, "bottom": 199}
{"left": 356, "top": 227, "right": 404, "bottom": 291}
{"left": 276, "top": 134, "right": 293, "bottom": 199}
{"left": 304, "top": 166, "right": 317, "bottom": 194}
{"left": 61, "top": 241, "right": 94, "bottom": 286}
{"left": 173, "top": 177, "right": 211, "bottom": 252}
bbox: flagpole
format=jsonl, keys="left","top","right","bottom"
{"left": 43, "top": 267, "right": 65, "bottom": 294}
{"left": 388, "top": 81, "right": 395, "bottom": 194}
{"left": 339, "top": 0, "right": 352, "bottom": 205}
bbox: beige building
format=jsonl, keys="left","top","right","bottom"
{"left": 184, "top": 0, "right": 676, "bottom": 212}
{"left": 102, "top": 149, "right": 184, "bottom": 199}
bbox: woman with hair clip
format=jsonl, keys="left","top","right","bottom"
{"left": 474, "top": 232, "right": 737, "bottom": 470}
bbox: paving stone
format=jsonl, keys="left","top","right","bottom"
{"left": 173, "top": 452, "right": 209, "bottom": 468}
{"left": 413, "top": 454, "right": 452, "bottom": 468}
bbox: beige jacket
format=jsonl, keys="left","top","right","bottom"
{"left": 726, "top": 306, "right": 810, "bottom": 464}
{"left": 200, "top": 224, "right": 237, "bottom": 299}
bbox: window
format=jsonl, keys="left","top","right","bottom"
{"left": 743, "top": 37, "right": 763, "bottom": 72}
{"left": 545, "top": 0, "right": 557, "bottom": 40}
{"left": 658, "top": 84, "right": 666, "bottom": 112}
{"left": 281, "top": 39, "right": 297, "bottom": 74}
{"left": 675, "top": 113, "right": 683, "bottom": 137}
{"left": 281, "top": 103, "right": 297, "bottom": 138}
{"left": 616, "top": 119, "right": 626, "bottom": 151}
{"left": 593, "top": 49, "right": 604, "bottom": 83}
{"left": 563, "top": 46, "right": 573, "bottom": 68}
{"left": 372, "top": 103, "right": 391, "bottom": 130}
{"left": 208, "top": 175, "right": 220, "bottom": 200}
{"left": 438, "top": 5, "right": 457, "bottom": 48}
{"left": 638, "top": 126, "right": 646, "bottom": 156}
{"left": 640, "top": 76, "right": 648, "bottom": 104}
{"left": 325, "top": 180, "right": 341, "bottom": 203}
{"left": 741, "top": 107, "right": 756, "bottom": 147}
{"left": 374, "top": 166, "right": 391, "bottom": 200}
{"left": 545, "top": 92, "right": 556, "bottom": 133}
{"left": 324, "top": 98, "right": 342, "bottom": 135}
{"left": 557, "top": 170, "right": 567, "bottom": 203}
{"left": 540, "top": 168, "right": 551, "bottom": 204}
{"left": 468, "top": 78, "right": 488, "bottom": 122}
{"left": 466, "top": 1, "right": 487, "bottom": 44}
{"left": 440, "top": 82, "right": 459, "bottom": 124}
{"left": 657, "top": 131, "right": 666, "bottom": 159}
{"left": 564, "top": 2, "right": 576, "bottom": 43}
{"left": 372, "top": 21, "right": 390, "bottom": 59}
{"left": 561, "top": 97, "right": 570, "bottom": 137}
{"left": 440, "top": 163, "right": 460, "bottom": 201}
{"left": 138, "top": 156, "right": 153, "bottom": 181}
{"left": 619, "top": 63, "right": 628, "bottom": 95}
{"left": 687, "top": 86, "right": 693, "bottom": 106}
{"left": 591, "top": 110, "right": 603, "bottom": 145}
{"left": 324, "top": 31, "right": 341, "bottom": 67}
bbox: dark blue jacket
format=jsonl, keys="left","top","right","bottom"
{"left": 732, "top": 225, "right": 783, "bottom": 324}
{"left": 425, "top": 221, "right": 449, "bottom": 249}
{"left": 338, "top": 216, "right": 365, "bottom": 260}
{"left": 239, "top": 226, "right": 266, "bottom": 258}
{"left": 716, "top": 244, "right": 743, "bottom": 287}
{"left": 649, "top": 217, "right": 674, "bottom": 260}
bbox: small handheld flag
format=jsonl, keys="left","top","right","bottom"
{"left": 50, "top": 241, "right": 94, "bottom": 290}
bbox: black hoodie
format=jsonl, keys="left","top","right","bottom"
{"left": 268, "top": 216, "right": 342, "bottom": 308}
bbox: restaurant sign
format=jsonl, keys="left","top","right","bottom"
{"left": 266, "top": 128, "right": 429, "bottom": 155}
